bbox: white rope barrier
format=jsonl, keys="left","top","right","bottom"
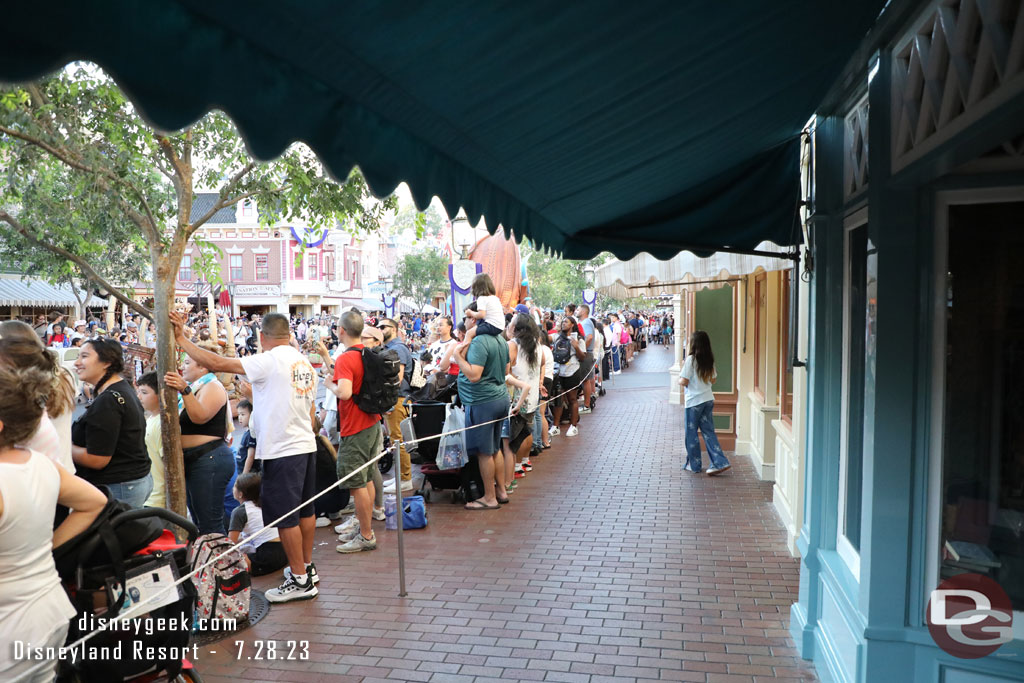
{"left": 12, "top": 359, "right": 601, "bottom": 682}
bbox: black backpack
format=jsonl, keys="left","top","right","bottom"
{"left": 552, "top": 334, "right": 573, "bottom": 364}
{"left": 346, "top": 346, "right": 401, "bottom": 414}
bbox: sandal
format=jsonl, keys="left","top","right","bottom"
{"left": 464, "top": 500, "right": 500, "bottom": 511}
{"left": 496, "top": 494, "right": 510, "bottom": 505}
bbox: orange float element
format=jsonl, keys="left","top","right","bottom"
{"left": 469, "top": 230, "right": 522, "bottom": 311}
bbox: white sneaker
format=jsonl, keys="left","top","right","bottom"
{"left": 334, "top": 516, "right": 359, "bottom": 535}
{"left": 578, "top": 406, "right": 592, "bottom": 414}
{"left": 373, "top": 507, "right": 386, "bottom": 521}
{"left": 337, "top": 531, "right": 377, "bottom": 553}
{"left": 613, "top": 370, "right": 622, "bottom": 375}
{"left": 382, "top": 478, "right": 396, "bottom": 488}
{"left": 548, "top": 425, "right": 561, "bottom": 437}
{"left": 314, "top": 517, "right": 331, "bottom": 528}
{"left": 566, "top": 425, "right": 579, "bottom": 437}
{"left": 283, "top": 562, "right": 320, "bottom": 585}
{"left": 265, "top": 574, "right": 318, "bottom": 603}
{"left": 383, "top": 479, "right": 414, "bottom": 494}
{"left": 707, "top": 464, "right": 732, "bottom": 476}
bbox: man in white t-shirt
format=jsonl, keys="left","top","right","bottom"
{"left": 169, "top": 311, "right": 319, "bottom": 603}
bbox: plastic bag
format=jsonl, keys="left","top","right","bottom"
{"left": 436, "top": 403, "right": 468, "bottom": 470}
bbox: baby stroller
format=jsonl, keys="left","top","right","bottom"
{"left": 55, "top": 503, "right": 202, "bottom": 682}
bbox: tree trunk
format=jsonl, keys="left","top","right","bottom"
{"left": 151, "top": 272, "right": 187, "bottom": 518}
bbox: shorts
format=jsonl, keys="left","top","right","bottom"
{"left": 475, "top": 321, "right": 504, "bottom": 336}
{"left": 337, "top": 422, "right": 383, "bottom": 489}
{"left": 508, "top": 412, "right": 534, "bottom": 452}
{"left": 581, "top": 352, "right": 595, "bottom": 378}
{"left": 261, "top": 452, "right": 316, "bottom": 528}
{"left": 465, "top": 396, "right": 509, "bottom": 457}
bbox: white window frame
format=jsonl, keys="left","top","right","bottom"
{"left": 229, "top": 253, "right": 243, "bottom": 281}
{"left": 178, "top": 253, "right": 193, "bottom": 283}
{"left": 254, "top": 253, "right": 269, "bottom": 282}
{"left": 837, "top": 206, "right": 868, "bottom": 580}
{"left": 927, "top": 186, "right": 1024, "bottom": 637}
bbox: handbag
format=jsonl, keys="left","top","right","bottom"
{"left": 436, "top": 403, "right": 469, "bottom": 470}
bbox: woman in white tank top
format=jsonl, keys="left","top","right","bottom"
{"left": 0, "top": 365, "right": 106, "bottom": 682}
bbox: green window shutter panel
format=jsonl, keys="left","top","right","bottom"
{"left": 694, "top": 286, "right": 734, "bottom": 392}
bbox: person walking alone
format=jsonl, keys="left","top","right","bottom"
{"left": 679, "top": 330, "right": 730, "bottom": 476}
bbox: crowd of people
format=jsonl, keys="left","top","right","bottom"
{"left": 0, "top": 284, "right": 718, "bottom": 680}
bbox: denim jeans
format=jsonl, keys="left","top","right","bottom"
{"left": 611, "top": 347, "right": 621, "bottom": 372}
{"left": 684, "top": 400, "right": 730, "bottom": 472}
{"left": 532, "top": 409, "right": 543, "bottom": 449}
{"left": 185, "top": 442, "right": 236, "bottom": 534}
{"left": 106, "top": 472, "right": 154, "bottom": 509}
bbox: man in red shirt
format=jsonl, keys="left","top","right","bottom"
{"left": 325, "top": 310, "right": 382, "bottom": 553}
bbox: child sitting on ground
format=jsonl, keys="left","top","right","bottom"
{"left": 227, "top": 472, "right": 287, "bottom": 576}
{"left": 461, "top": 273, "right": 505, "bottom": 347}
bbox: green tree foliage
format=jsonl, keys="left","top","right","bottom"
{"left": 0, "top": 65, "right": 394, "bottom": 514}
{"left": 522, "top": 241, "right": 610, "bottom": 310}
{"left": 394, "top": 250, "right": 449, "bottom": 308}
{"left": 390, "top": 203, "right": 446, "bottom": 239}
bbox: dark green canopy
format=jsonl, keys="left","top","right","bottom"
{"left": 1, "top": 1, "right": 885, "bottom": 259}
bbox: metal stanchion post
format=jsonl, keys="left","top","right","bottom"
{"left": 393, "top": 443, "right": 407, "bottom": 597}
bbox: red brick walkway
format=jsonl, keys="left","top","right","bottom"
{"left": 199, "top": 345, "right": 815, "bottom": 683}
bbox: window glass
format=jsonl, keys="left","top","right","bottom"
{"left": 178, "top": 254, "right": 192, "bottom": 282}
{"left": 255, "top": 254, "right": 269, "bottom": 281}
{"left": 230, "top": 254, "right": 243, "bottom": 281}
{"left": 754, "top": 275, "right": 766, "bottom": 394}
{"left": 294, "top": 254, "right": 303, "bottom": 279}
{"left": 779, "top": 272, "right": 794, "bottom": 423}
{"left": 841, "top": 224, "right": 875, "bottom": 553}
{"left": 939, "top": 202, "right": 1024, "bottom": 610}
{"left": 309, "top": 256, "right": 318, "bottom": 279}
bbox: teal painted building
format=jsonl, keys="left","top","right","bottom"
{"left": 791, "top": 1, "right": 1024, "bottom": 681}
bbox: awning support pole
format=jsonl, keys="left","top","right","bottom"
{"left": 393, "top": 443, "right": 408, "bottom": 598}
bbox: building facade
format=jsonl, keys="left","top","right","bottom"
{"left": 173, "top": 193, "right": 387, "bottom": 317}
{"left": 792, "top": 1, "right": 1024, "bottom": 681}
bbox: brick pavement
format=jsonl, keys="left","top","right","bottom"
{"left": 199, "top": 344, "right": 816, "bottom": 683}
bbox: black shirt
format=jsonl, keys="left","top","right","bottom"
{"left": 71, "top": 379, "right": 151, "bottom": 486}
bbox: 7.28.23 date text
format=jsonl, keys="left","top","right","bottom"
{"left": 234, "top": 640, "right": 309, "bottom": 660}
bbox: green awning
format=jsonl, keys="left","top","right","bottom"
{"left": 0, "top": 1, "right": 886, "bottom": 260}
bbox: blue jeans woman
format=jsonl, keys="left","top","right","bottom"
{"left": 683, "top": 399, "right": 730, "bottom": 473}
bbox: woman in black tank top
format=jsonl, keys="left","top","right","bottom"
{"left": 164, "top": 348, "right": 235, "bottom": 534}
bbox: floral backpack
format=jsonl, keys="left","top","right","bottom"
{"left": 188, "top": 533, "right": 251, "bottom": 626}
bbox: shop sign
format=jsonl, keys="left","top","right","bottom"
{"left": 234, "top": 285, "right": 281, "bottom": 297}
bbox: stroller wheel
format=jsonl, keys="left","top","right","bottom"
{"left": 378, "top": 451, "right": 394, "bottom": 474}
{"left": 175, "top": 670, "right": 203, "bottom": 683}
{"left": 589, "top": 395, "right": 596, "bottom": 410}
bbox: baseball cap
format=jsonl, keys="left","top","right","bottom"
{"left": 73, "top": 320, "right": 86, "bottom": 327}
{"left": 126, "top": 321, "right": 138, "bottom": 328}
{"left": 361, "top": 326, "right": 384, "bottom": 344}
{"left": 514, "top": 304, "right": 530, "bottom": 315}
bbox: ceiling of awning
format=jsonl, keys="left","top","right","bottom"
{"left": 1, "top": 1, "right": 887, "bottom": 260}
{"left": 596, "top": 241, "right": 793, "bottom": 299}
